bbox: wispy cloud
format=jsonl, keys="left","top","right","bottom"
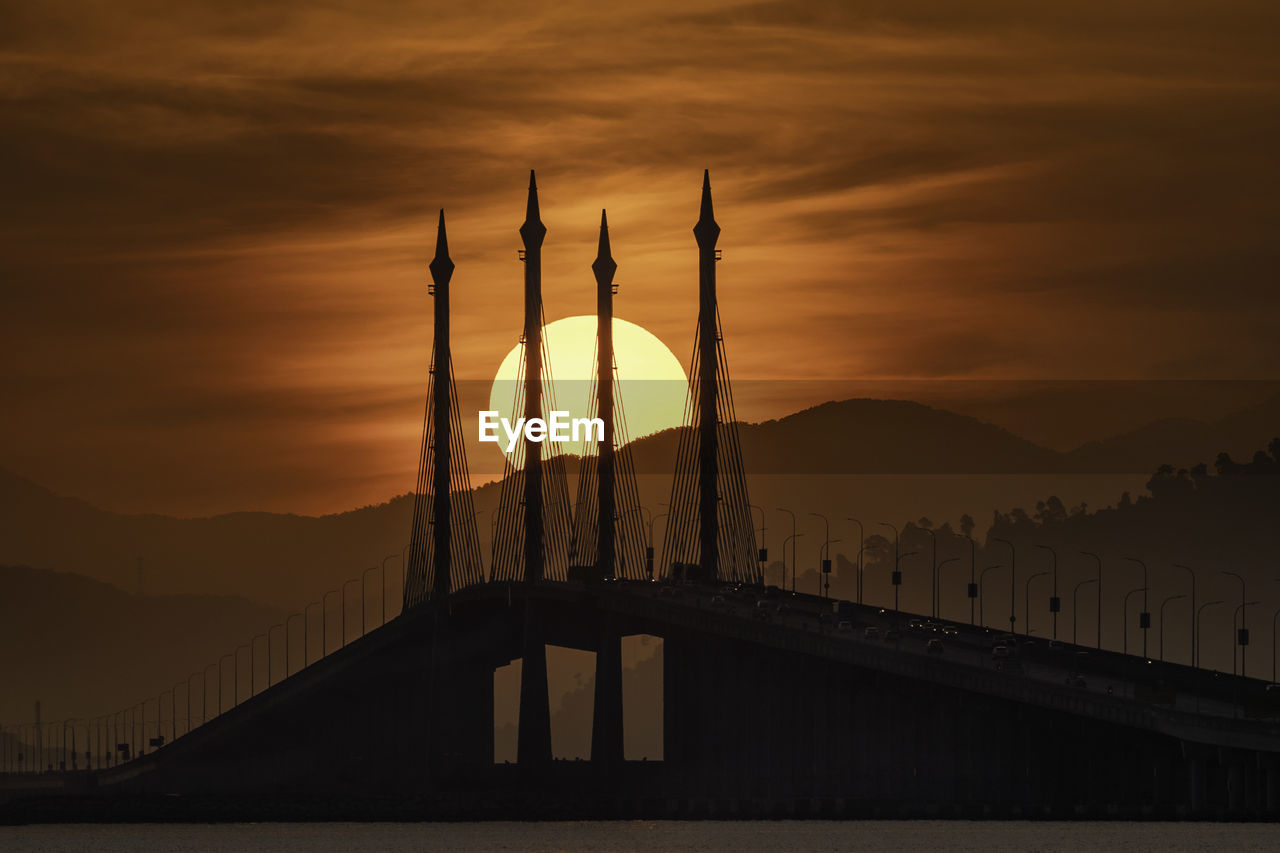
{"left": 1, "top": 0, "right": 1276, "bottom": 514}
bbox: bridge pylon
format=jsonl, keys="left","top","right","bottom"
{"left": 661, "top": 171, "right": 759, "bottom": 583}
{"left": 403, "top": 210, "right": 483, "bottom": 609}
{"left": 569, "top": 211, "right": 649, "bottom": 580}
{"left": 489, "top": 172, "right": 574, "bottom": 767}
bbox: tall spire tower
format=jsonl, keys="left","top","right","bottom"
{"left": 492, "top": 171, "right": 573, "bottom": 587}
{"left": 569, "top": 211, "right": 647, "bottom": 581}
{"left": 521, "top": 171, "right": 547, "bottom": 584}
{"left": 661, "top": 172, "right": 759, "bottom": 583}
{"left": 693, "top": 170, "right": 721, "bottom": 577}
{"left": 593, "top": 210, "right": 618, "bottom": 577}
{"left": 429, "top": 211, "right": 454, "bottom": 601}
{"left": 403, "top": 211, "right": 483, "bottom": 609}
{"left": 489, "top": 172, "right": 576, "bottom": 767}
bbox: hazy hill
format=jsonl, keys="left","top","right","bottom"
{"left": 624, "top": 395, "right": 1280, "bottom": 476}
{"left": 622, "top": 398, "right": 1061, "bottom": 474}
{"left": 742, "top": 399, "right": 1063, "bottom": 474}
{"left": 0, "top": 564, "right": 285, "bottom": 728}
{"left": 1063, "top": 394, "right": 1280, "bottom": 474}
{"left": 0, "top": 466, "right": 416, "bottom": 609}
{"left": 1064, "top": 417, "right": 1221, "bottom": 474}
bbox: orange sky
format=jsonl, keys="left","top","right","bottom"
{"left": 2, "top": 1, "right": 1278, "bottom": 515}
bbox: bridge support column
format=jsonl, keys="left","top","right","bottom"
{"left": 1225, "top": 749, "right": 1247, "bottom": 816}
{"left": 1262, "top": 754, "right": 1280, "bottom": 816}
{"left": 517, "top": 606, "right": 553, "bottom": 766}
{"left": 424, "top": 616, "right": 497, "bottom": 780}
{"left": 591, "top": 629, "right": 624, "bottom": 767}
{"left": 1185, "top": 745, "right": 1207, "bottom": 816}
{"left": 662, "top": 630, "right": 686, "bottom": 787}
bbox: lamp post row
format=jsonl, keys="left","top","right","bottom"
{"left": 769, "top": 510, "right": 1272, "bottom": 679}
{"left": 5, "top": 527, "right": 1278, "bottom": 774}
{"left": 0, "top": 550, "right": 411, "bottom": 774}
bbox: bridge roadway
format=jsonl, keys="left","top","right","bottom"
{"left": 4, "top": 579, "right": 1280, "bottom": 821}
{"left": 574, "top": 580, "right": 1280, "bottom": 748}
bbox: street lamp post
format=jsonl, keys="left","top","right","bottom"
{"left": 1124, "top": 558, "right": 1151, "bottom": 657}
{"left": 810, "top": 512, "right": 830, "bottom": 598}
{"left": 62, "top": 719, "right": 76, "bottom": 769}
{"left": 1025, "top": 571, "right": 1049, "bottom": 638}
{"left": 361, "top": 566, "right": 380, "bottom": 635}
{"left": 380, "top": 553, "right": 398, "bottom": 626}
{"left": 1234, "top": 600, "right": 1260, "bottom": 678}
{"left": 186, "top": 671, "right": 201, "bottom": 732}
{"left": 251, "top": 633, "right": 267, "bottom": 696}
{"left": 955, "top": 533, "right": 977, "bottom": 625}
{"left": 1196, "top": 600, "right": 1223, "bottom": 669}
{"left": 879, "top": 522, "right": 902, "bottom": 611}
{"left": 342, "top": 578, "right": 361, "bottom": 645}
{"left": 168, "top": 684, "right": 179, "bottom": 742}
{"left": 777, "top": 508, "right": 797, "bottom": 593}
{"left": 1035, "top": 544, "right": 1061, "bottom": 639}
{"left": 305, "top": 600, "right": 322, "bottom": 665}
{"left": 286, "top": 612, "right": 305, "bottom": 677}
{"left": 918, "top": 526, "right": 937, "bottom": 618}
{"left": 980, "top": 564, "right": 1002, "bottom": 629}
{"left": 936, "top": 556, "right": 960, "bottom": 621}
{"left": 994, "top": 538, "right": 1016, "bottom": 635}
{"left": 1073, "top": 578, "right": 1097, "bottom": 646}
{"left": 267, "top": 623, "right": 285, "bottom": 688}
{"left": 1159, "top": 594, "right": 1187, "bottom": 662}
{"left": 236, "top": 643, "right": 252, "bottom": 704}
{"left": 651, "top": 509, "right": 669, "bottom": 581}
{"left": 151, "top": 693, "right": 167, "bottom": 748}
{"left": 818, "top": 539, "right": 842, "bottom": 600}
{"left": 322, "top": 589, "right": 340, "bottom": 656}
{"left": 1173, "top": 563, "right": 1197, "bottom": 671}
{"left": 1080, "top": 551, "right": 1103, "bottom": 650}
{"left": 203, "top": 662, "right": 218, "bottom": 721}
{"left": 1221, "top": 571, "right": 1246, "bottom": 675}
{"left": 1123, "top": 587, "right": 1148, "bottom": 657}
{"left": 846, "top": 518, "right": 865, "bottom": 604}
{"left": 217, "top": 654, "right": 234, "bottom": 714}
{"left": 782, "top": 533, "right": 803, "bottom": 595}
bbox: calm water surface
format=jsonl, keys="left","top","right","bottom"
{"left": 1, "top": 821, "right": 1277, "bottom": 852}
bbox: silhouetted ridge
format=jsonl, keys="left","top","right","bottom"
{"left": 627, "top": 398, "right": 1062, "bottom": 475}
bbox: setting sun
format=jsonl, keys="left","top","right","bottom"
{"left": 487, "top": 315, "right": 687, "bottom": 459}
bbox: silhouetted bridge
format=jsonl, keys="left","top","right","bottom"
{"left": 5, "top": 173, "right": 1280, "bottom": 822}
{"left": 5, "top": 578, "right": 1280, "bottom": 821}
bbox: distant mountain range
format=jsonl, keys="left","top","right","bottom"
{"left": 626, "top": 398, "right": 1057, "bottom": 474}
{"left": 1064, "top": 392, "right": 1280, "bottom": 474}
{"left": 0, "top": 564, "right": 285, "bottom": 727}
{"left": 2, "top": 395, "right": 1275, "bottom": 610}
{"left": 0, "top": 465, "right": 419, "bottom": 609}
{"left": 622, "top": 394, "right": 1280, "bottom": 476}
